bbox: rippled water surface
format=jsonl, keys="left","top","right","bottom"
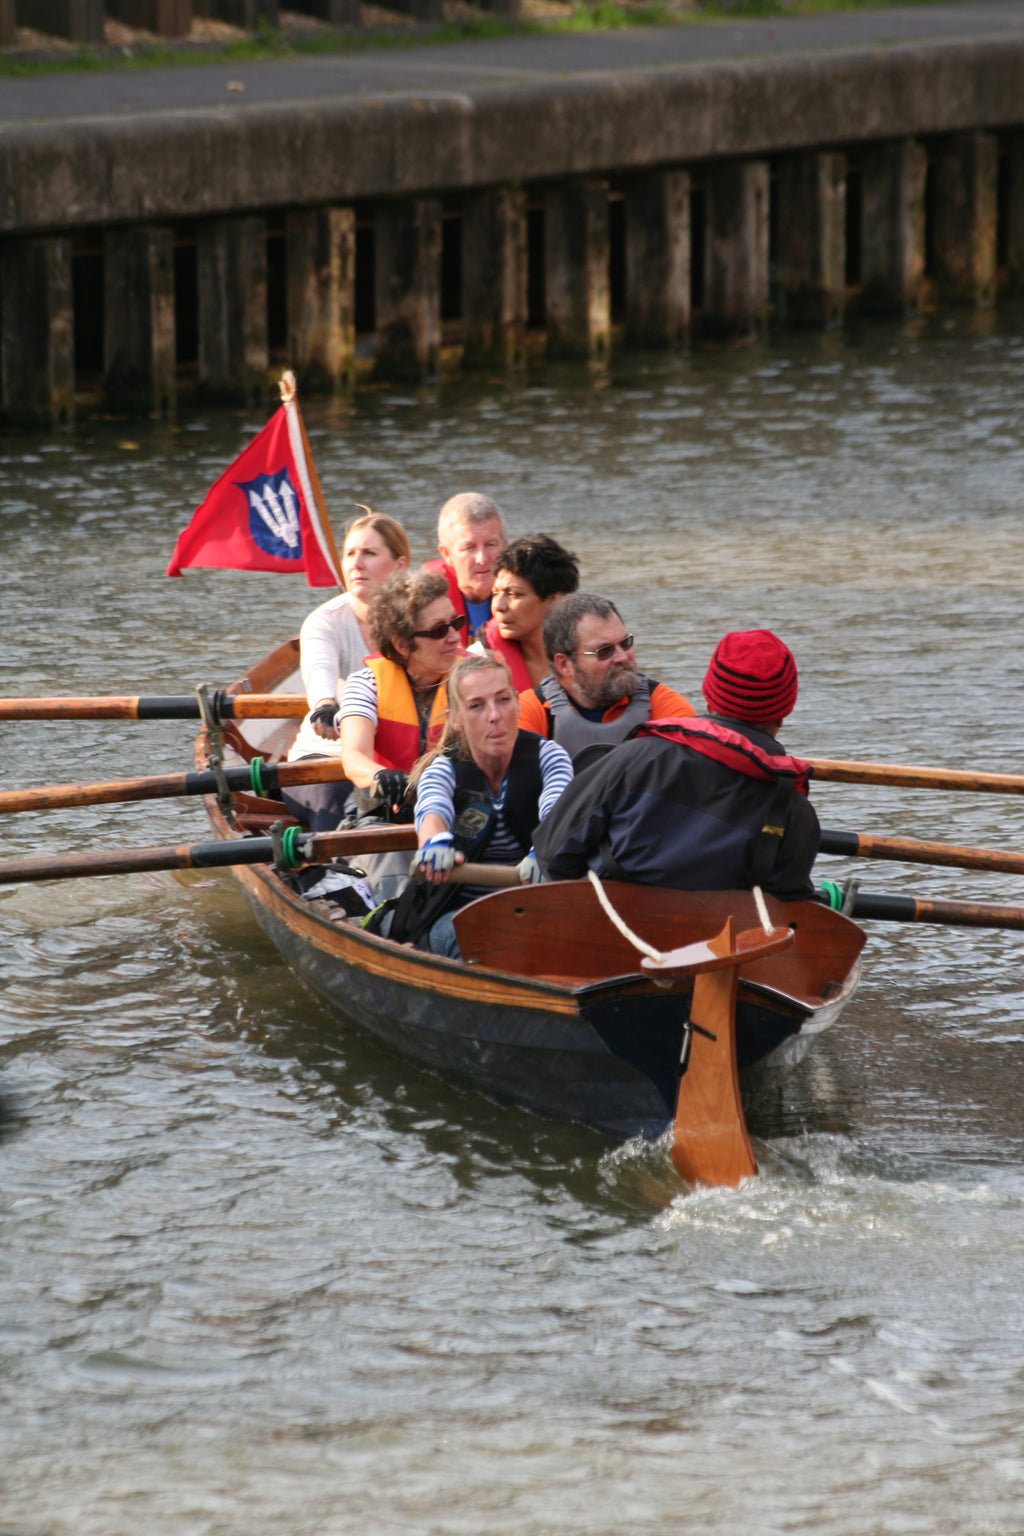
{"left": 3, "top": 318, "right": 1024, "bottom": 1533}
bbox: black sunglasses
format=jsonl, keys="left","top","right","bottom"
{"left": 575, "top": 633, "right": 634, "bottom": 664}
{"left": 413, "top": 613, "right": 467, "bottom": 642}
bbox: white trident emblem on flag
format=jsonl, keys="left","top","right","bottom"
{"left": 238, "top": 468, "right": 303, "bottom": 560}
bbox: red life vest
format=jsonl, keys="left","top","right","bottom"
{"left": 365, "top": 654, "right": 448, "bottom": 772}
{"left": 423, "top": 558, "right": 468, "bottom": 622}
{"left": 480, "top": 618, "right": 532, "bottom": 692}
{"left": 633, "top": 716, "right": 812, "bottom": 794}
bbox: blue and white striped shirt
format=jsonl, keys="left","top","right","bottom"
{"left": 415, "top": 738, "right": 573, "bottom": 887}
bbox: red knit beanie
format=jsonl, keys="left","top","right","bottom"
{"left": 702, "top": 629, "right": 798, "bottom": 724}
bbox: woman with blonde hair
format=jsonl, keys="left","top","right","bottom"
{"left": 284, "top": 510, "right": 411, "bottom": 831}
{"left": 395, "top": 652, "right": 573, "bottom": 957}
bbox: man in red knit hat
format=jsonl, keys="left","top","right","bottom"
{"left": 533, "top": 628, "right": 820, "bottom": 897}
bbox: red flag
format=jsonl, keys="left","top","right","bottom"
{"left": 167, "top": 403, "right": 340, "bottom": 586}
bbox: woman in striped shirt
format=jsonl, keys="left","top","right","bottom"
{"left": 403, "top": 652, "right": 573, "bottom": 958}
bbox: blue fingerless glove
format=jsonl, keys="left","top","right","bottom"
{"left": 517, "top": 847, "right": 543, "bottom": 885}
{"left": 414, "top": 832, "right": 456, "bottom": 877}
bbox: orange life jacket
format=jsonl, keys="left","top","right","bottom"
{"left": 365, "top": 654, "right": 448, "bottom": 772}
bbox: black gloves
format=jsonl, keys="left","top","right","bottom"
{"left": 372, "top": 769, "right": 410, "bottom": 814}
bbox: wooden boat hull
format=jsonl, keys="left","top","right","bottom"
{"left": 199, "top": 638, "right": 866, "bottom": 1145}
{"left": 230, "top": 858, "right": 857, "bottom": 1141}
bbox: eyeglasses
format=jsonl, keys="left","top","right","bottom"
{"left": 575, "top": 633, "right": 634, "bottom": 663}
{"left": 413, "top": 614, "right": 467, "bottom": 642}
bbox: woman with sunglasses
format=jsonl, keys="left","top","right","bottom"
{"left": 337, "top": 571, "right": 466, "bottom": 900}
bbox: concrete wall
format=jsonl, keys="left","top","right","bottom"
{"left": 3, "top": 39, "right": 1024, "bottom": 234}
{"left": 4, "top": 36, "right": 1024, "bottom": 422}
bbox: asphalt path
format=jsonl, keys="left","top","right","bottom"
{"left": 2, "top": 0, "right": 1024, "bottom": 125}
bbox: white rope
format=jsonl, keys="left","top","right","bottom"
{"left": 586, "top": 870, "right": 664, "bottom": 963}
{"left": 752, "top": 884, "right": 773, "bottom": 934}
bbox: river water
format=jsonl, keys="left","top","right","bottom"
{"left": 2, "top": 315, "right": 1024, "bottom": 1534}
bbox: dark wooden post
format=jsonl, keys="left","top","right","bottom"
{"left": 374, "top": 198, "right": 442, "bottom": 381}
{"left": 702, "top": 160, "right": 770, "bottom": 339}
{"left": 197, "top": 216, "right": 269, "bottom": 404}
{"left": 857, "top": 139, "right": 927, "bottom": 315}
{"left": 1004, "top": 134, "right": 1024, "bottom": 295}
{"left": 16, "top": 0, "right": 103, "bottom": 40}
{"left": 285, "top": 0, "right": 360, "bottom": 21}
{"left": 623, "top": 169, "right": 691, "bottom": 348}
{"left": 544, "top": 178, "right": 611, "bottom": 359}
{"left": 105, "top": 0, "right": 193, "bottom": 35}
{"left": 775, "top": 152, "right": 846, "bottom": 328}
{"left": 462, "top": 187, "right": 527, "bottom": 369}
{"left": 196, "top": 0, "right": 278, "bottom": 24}
{"left": 103, "top": 225, "right": 177, "bottom": 414}
{"left": 0, "top": 236, "right": 75, "bottom": 428}
{"left": 1, "top": 0, "right": 17, "bottom": 45}
{"left": 932, "top": 131, "right": 999, "bottom": 305}
{"left": 286, "top": 207, "right": 355, "bottom": 392}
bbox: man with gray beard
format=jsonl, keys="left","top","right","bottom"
{"left": 516, "top": 592, "right": 694, "bottom": 766}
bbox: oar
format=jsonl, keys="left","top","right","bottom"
{"left": 0, "top": 826, "right": 523, "bottom": 890}
{"left": 0, "top": 693, "right": 307, "bottom": 721}
{"left": 0, "top": 826, "right": 417, "bottom": 886}
{"left": 819, "top": 828, "right": 1024, "bottom": 878}
{"left": 809, "top": 757, "right": 1024, "bottom": 795}
{"left": 824, "top": 887, "right": 1024, "bottom": 932}
{"left": 0, "top": 757, "right": 351, "bottom": 816}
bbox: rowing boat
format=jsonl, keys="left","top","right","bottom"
{"left": 198, "top": 638, "right": 866, "bottom": 1176}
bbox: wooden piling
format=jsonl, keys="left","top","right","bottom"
{"left": 106, "top": 0, "right": 193, "bottom": 35}
{"left": 104, "top": 225, "right": 176, "bottom": 414}
{"left": 461, "top": 187, "right": 527, "bottom": 368}
{"left": 16, "top": 0, "right": 103, "bottom": 40}
{"left": 544, "top": 179, "right": 611, "bottom": 359}
{"left": 1004, "top": 134, "right": 1024, "bottom": 294}
{"left": 374, "top": 198, "right": 443, "bottom": 381}
{"left": 702, "top": 160, "right": 770, "bottom": 339}
{"left": 856, "top": 139, "right": 927, "bottom": 316}
{"left": 197, "top": 216, "right": 269, "bottom": 404}
{"left": 623, "top": 170, "right": 691, "bottom": 348}
{"left": 196, "top": 0, "right": 278, "bottom": 26}
{"left": 286, "top": 207, "right": 355, "bottom": 391}
{"left": 775, "top": 152, "right": 846, "bottom": 328}
{"left": 931, "top": 131, "right": 999, "bottom": 306}
{"left": 0, "top": 236, "right": 75, "bottom": 428}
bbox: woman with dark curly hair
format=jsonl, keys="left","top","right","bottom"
{"left": 473, "top": 532, "right": 579, "bottom": 691}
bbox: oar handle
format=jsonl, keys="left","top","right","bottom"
{"left": 0, "top": 693, "right": 308, "bottom": 721}
{"left": 0, "top": 824, "right": 417, "bottom": 886}
{"left": 821, "top": 887, "right": 1024, "bottom": 931}
{"left": 0, "top": 756, "right": 353, "bottom": 816}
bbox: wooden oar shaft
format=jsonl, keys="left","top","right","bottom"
{"left": 846, "top": 890, "right": 1024, "bottom": 931}
{"left": 0, "top": 756, "right": 351, "bottom": 815}
{"left": 820, "top": 828, "right": 1024, "bottom": 877}
{"left": 0, "top": 693, "right": 307, "bottom": 721}
{"left": 0, "top": 825, "right": 416, "bottom": 886}
{"left": 809, "top": 757, "right": 1024, "bottom": 794}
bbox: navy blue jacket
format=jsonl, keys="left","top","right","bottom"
{"left": 533, "top": 718, "right": 820, "bottom": 898}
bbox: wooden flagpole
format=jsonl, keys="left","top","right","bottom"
{"left": 278, "top": 370, "right": 344, "bottom": 586}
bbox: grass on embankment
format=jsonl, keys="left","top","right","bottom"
{"left": 0, "top": 0, "right": 963, "bottom": 78}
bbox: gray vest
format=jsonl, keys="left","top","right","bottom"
{"left": 537, "top": 673, "right": 653, "bottom": 764}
